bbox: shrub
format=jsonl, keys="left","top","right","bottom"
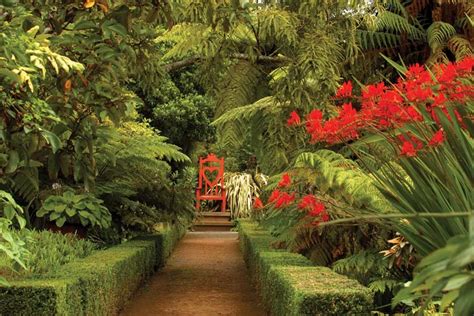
{"left": 0, "top": 223, "right": 187, "bottom": 315}
{"left": 238, "top": 220, "right": 373, "bottom": 315}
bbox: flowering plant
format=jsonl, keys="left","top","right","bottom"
{"left": 281, "top": 57, "right": 474, "bottom": 313}
{"left": 288, "top": 57, "right": 473, "bottom": 153}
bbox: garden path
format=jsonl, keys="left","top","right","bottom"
{"left": 120, "top": 232, "right": 266, "bottom": 316}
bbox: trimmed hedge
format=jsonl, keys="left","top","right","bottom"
{"left": 238, "top": 220, "right": 373, "bottom": 315}
{"left": 0, "top": 223, "right": 187, "bottom": 316}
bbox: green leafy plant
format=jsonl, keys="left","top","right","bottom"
{"left": 0, "top": 219, "right": 28, "bottom": 286}
{"left": 0, "top": 190, "right": 26, "bottom": 228}
{"left": 0, "top": 192, "right": 28, "bottom": 286}
{"left": 394, "top": 216, "right": 474, "bottom": 315}
{"left": 37, "top": 191, "right": 111, "bottom": 229}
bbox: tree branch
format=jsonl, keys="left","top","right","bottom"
{"left": 163, "top": 53, "right": 290, "bottom": 72}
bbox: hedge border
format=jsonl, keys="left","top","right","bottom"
{"left": 238, "top": 219, "right": 373, "bottom": 316}
{"left": 0, "top": 223, "right": 187, "bottom": 316}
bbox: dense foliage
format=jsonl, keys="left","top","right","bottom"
{"left": 0, "top": 0, "right": 194, "bottom": 283}
{"left": 0, "top": 0, "right": 473, "bottom": 314}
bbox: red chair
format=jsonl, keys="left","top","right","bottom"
{"left": 196, "top": 153, "right": 227, "bottom": 212}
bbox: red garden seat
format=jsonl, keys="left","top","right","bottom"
{"left": 195, "top": 153, "right": 227, "bottom": 212}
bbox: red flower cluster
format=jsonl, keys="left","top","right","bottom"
{"left": 335, "top": 81, "right": 353, "bottom": 98}
{"left": 398, "top": 133, "right": 424, "bottom": 157}
{"left": 278, "top": 173, "right": 292, "bottom": 188}
{"left": 268, "top": 188, "right": 295, "bottom": 208}
{"left": 287, "top": 111, "right": 301, "bottom": 126}
{"left": 268, "top": 189, "right": 281, "bottom": 203}
{"left": 429, "top": 129, "right": 445, "bottom": 147}
{"left": 298, "top": 194, "right": 329, "bottom": 223}
{"left": 289, "top": 57, "right": 474, "bottom": 153}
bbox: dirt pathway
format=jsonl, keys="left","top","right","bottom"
{"left": 120, "top": 232, "right": 266, "bottom": 316}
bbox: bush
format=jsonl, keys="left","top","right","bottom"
{"left": 238, "top": 220, "right": 373, "bottom": 315}
{"left": 0, "top": 223, "right": 187, "bottom": 315}
{"left": 0, "top": 230, "right": 96, "bottom": 280}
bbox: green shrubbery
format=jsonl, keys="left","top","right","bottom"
{"left": 238, "top": 220, "right": 373, "bottom": 315}
{"left": 0, "top": 223, "right": 186, "bottom": 315}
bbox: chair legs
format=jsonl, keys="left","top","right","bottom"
{"left": 221, "top": 198, "right": 226, "bottom": 212}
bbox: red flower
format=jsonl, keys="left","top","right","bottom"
{"left": 362, "top": 82, "right": 386, "bottom": 100}
{"left": 405, "top": 106, "right": 423, "bottom": 122}
{"left": 298, "top": 194, "right": 318, "bottom": 210}
{"left": 400, "top": 141, "right": 417, "bottom": 157}
{"left": 336, "top": 81, "right": 353, "bottom": 98}
{"left": 432, "top": 93, "right": 446, "bottom": 107}
{"left": 253, "top": 197, "right": 264, "bottom": 209}
{"left": 406, "top": 86, "right": 434, "bottom": 102}
{"left": 287, "top": 111, "right": 301, "bottom": 126}
{"left": 268, "top": 189, "right": 281, "bottom": 203}
{"left": 456, "top": 56, "right": 474, "bottom": 72}
{"left": 278, "top": 173, "right": 291, "bottom": 188}
{"left": 438, "top": 63, "right": 457, "bottom": 84}
{"left": 308, "top": 202, "right": 325, "bottom": 217}
{"left": 428, "top": 129, "right": 445, "bottom": 147}
{"left": 410, "top": 135, "right": 424, "bottom": 150}
{"left": 275, "top": 192, "right": 295, "bottom": 208}
{"left": 405, "top": 64, "right": 425, "bottom": 78}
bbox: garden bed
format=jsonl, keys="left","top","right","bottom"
{"left": 238, "top": 220, "right": 373, "bottom": 315}
{"left": 0, "top": 223, "right": 187, "bottom": 316}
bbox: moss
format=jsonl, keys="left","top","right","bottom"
{"left": 0, "top": 223, "right": 186, "bottom": 316}
{"left": 238, "top": 219, "right": 374, "bottom": 315}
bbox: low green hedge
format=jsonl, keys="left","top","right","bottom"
{"left": 0, "top": 223, "right": 187, "bottom": 316}
{"left": 238, "top": 220, "right": 373, "bottom": 315}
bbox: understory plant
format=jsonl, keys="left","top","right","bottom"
{"left": 0, "top": 229, "right": 96, "bottom": 280}
{"left": 37, "top": 191, "right": 111, "bottom": 229}
{"left": 0, "top": 192, "right": 28, "bottom": 286}
{"left": 0, "top": 219, "right": 28, "bottom": 286}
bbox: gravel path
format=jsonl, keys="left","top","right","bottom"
{"left": 120, "top": 232, "right": 266, "bottom": 316}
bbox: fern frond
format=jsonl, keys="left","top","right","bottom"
{"left": 11, "top": 169, "right": 39, "bottom": 206}
{"left": 368, "top": 279, "right": 402, "bottom": 293}
{"left": 212, "top": 96, "right": 282, "bottom": 127}
{"left": 294, "top": 150, "right": 392, "bottom": 212}
{"left": 447, "top": 35, "right": 473, "bottom": 60}
{"left": 426, "top": 48, "right": 450, "bottom": 65}
{"left": 376, "top": 11, "right": 425, "bottom": 41}
{"left": 357, "top": 30, "right": 401, "bottom": 50}
{"left": 427, "top": 21, "right": 457, "bottom": 51}
{"left": 160, "top": 23, "right": 222, "bottom": 60}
